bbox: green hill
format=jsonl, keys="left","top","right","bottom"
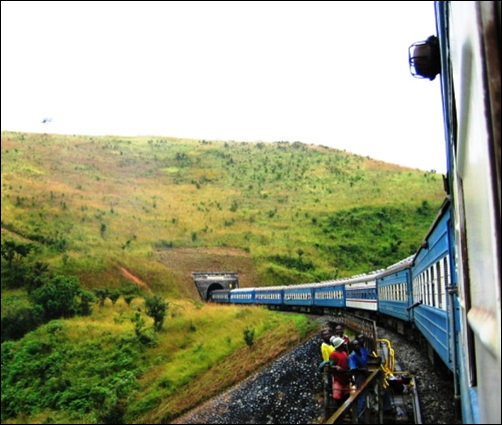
{"left": 1, "top": 131, "right": 445, "bottom": 423}
{"left": 1, "top": 131, "right": 444, "bottom": 292}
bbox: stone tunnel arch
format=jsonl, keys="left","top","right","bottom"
{"left": 192, "top": 272, "right": 239, "bottom": 301}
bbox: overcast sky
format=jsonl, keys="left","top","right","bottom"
{"left": 1, "top": 1, "right": 446, "bottom": 172}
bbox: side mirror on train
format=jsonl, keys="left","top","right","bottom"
{"left": 408, "top": 35, "right": 441, "bottom": 80}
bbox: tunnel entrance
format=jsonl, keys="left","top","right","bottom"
{"left": 192, "top": 272, "right": 239, "bottom": 300}
{"left": 207, "top": 283, "right": 224, "bottom": 300}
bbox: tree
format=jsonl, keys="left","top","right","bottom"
{"left": 243, "top": 327, "right": 255, "bottom": 347}
{"left": 0, "top": 241, "right": 34, "bottom": 289}
{"left": 30, "top": 275, "right": 81, "bottom": 320}
{"left": 144, "top": 295, "right": 168, "bottom": 332}
{"left": 26, "top": 261, "right": 50, "bottom": 294}
{"left": 93, "top": 287, "right": 110, "bottom": 307}
{"left": 100, "top": 223, "right": 107, "bottom": 238}
{"left": 78, "top": 289, "right": 96, "bottom": 316}
{"left": 1, "top": 304, "right": 43, "bottom": 342}
{"left": 108, "top": 289, "right": 121, "bottom": 305}
{"left": 1, "top": 241, "right": 33, "bottom": 267}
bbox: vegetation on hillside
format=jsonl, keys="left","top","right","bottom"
{"left": 1, "top": 131, "right": 445, "bottom": 423}
{"left": 1, "top": 131, "right": 445, "bottom": 291}
{"left": 1, "top": 296, "right": 317, "bottom": 424}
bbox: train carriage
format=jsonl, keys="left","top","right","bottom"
{"left": 283, "top": 284, "right": 314, "bottom": 309}
{"left": 210, "top": 289, "right": 230, "bottom": 303}
{"left": 312, "top": 280, "right": 346, "bottom": 310}
{"left": 229, "top": 288, "right": 255, "bottom": 304}
{"left": 411, "top": 199, "right": 453, "bottom": 371}
{"left": 254, "top": 286, "right": 284, "bottom": 306}
{"left": 377, "top": 255, "right": 414, "bottom": 333}
{"left": 344, "top": 273, "right": 379, "bottom": 313}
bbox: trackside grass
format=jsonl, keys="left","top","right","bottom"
{"left": 1, "top": 297, "right": 319, "bottom": 424}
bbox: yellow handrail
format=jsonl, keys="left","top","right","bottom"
{"left": 377, "top": 338, "right": 395, "bottom": 388}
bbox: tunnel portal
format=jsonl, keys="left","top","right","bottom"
{"left": 192, "top": 272, "right": 239, "bottom": 300}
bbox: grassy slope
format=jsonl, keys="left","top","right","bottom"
{"left": 1, "top": 131, "right": 445, "bottom": 423}
{"left": 1, "top": 131, "right": 445, "bottom": 292}
{"left": 1, "top": 299, "right": 317, "bottom": 424}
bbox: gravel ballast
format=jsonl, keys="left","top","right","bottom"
{"left": 171, "top": 316, "right": 457, "bottom": 424}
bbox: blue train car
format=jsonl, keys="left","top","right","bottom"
{"left": 378, "top": 255, "right": 414, "bottom": 333}
{"left": 283, "top": 284, "right": 314, "bottom": 308}
{"left": 312, "top": 280, "right": 345, "bottom": 310}
{"left": 411, "top": 199, "right": 453, "bottom": 371}
{"left": 229, "top": 288, "right": 255, "bottom": 304}
{"left": 210, "top": 289, "right": 230, "bottom": 303}
{"left": 254, "top": 286, "right": 284, "bottom": 306}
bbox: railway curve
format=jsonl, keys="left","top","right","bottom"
{"left": 170, "top": 315, "right": 456, "bottom": 424}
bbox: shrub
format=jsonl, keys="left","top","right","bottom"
{"left": 243, "top": 327, "right": 255, "bottom": 347}
{"left": 30, "top": 275, "right": 81, "bottom": 320}
{"left": 144, "top": 295, "right": 169, "bottom": 332}
{"left": 1, "top": 304, "right": 44, "bottom": 342}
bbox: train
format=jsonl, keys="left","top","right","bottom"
{"left": 210, "top": 2, "right": 500, "bottom": 424}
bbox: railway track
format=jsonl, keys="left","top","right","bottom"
{"left": 170, "top": 313, "right": 455, "bottom": 424}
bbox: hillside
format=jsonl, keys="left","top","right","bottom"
{"left": 1, "top": 131, "right": 445, "bottom": 294}
{"left": 1, "top": 131, "right": 446, "bottom": 424}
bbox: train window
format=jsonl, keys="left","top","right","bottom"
{"left": 427, "top": 268, "right": 432, "bottom": 306}
{"left": 414, "top": 277, "right": 418, "bottom": 303}
{"left": 420, "top": 274, "right": 424, "bottom": 303}
{"left": 443, "top": 256, "right": 449, "bottom": 310}
{"left": 436, "top": 262, "right": 442, "bottom": 308}
{"left": 425, "top": 271, "right": 429, "bottom": 305}
{"left": 431, "top": 266, "right": 436, "bottom": 307}
{"left": 417, "top": 277, "right": 421, "bottom": 303}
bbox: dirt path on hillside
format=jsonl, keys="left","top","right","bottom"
{"left": 119, "top": 267, "right": 153, "bottom": 293}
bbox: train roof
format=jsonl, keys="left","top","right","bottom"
{"left": 229, "top": 287, "right": 255, "bottom": 292}
{"left": 416, "top": 196, "right": 451, "bottom": 254}
{"left": 339, "top": 272, "right": 380, "bottom": 285}
{"left": 379, "top": 254, "right": 415, "bottom": 278}
{"left": 254, "top": 286, "right": 286, "bottom": 291}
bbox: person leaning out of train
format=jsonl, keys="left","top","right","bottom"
{"left": 329, "top": 337, "right": 351, "bottom": 407}
{"left": 320, "top": 328, "right": 335, "bottom": 362}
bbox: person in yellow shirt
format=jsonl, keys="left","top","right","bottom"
{"left": 320, "top": 328, "right": 335, "bottom": 361}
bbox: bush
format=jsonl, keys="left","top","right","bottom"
{"left": 30, "top": 275, "right": 81, "bottom": 320}
{"left": 145, "top": 295, "right": 168, "bottom": 332}
{"left": 243, "top": 327, "right": 255, "bottom": 347}
{"left": 1, "top": 304, "right": 44, "bottom": 342}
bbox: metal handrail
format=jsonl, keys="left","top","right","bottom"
{"left": 324, "top": 368, "right": 383, "bottom": 424}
